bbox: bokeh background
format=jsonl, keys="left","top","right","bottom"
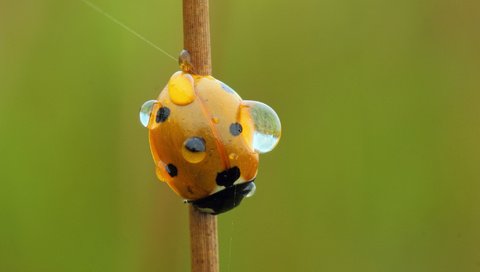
{"left": 1, "top": 0, "right": 480, "bottom": 271}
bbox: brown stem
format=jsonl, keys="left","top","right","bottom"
{"left": 183, "top": 1, "right": 218, "bottom": 272}
{"left": 183, "top": 0, "right": 212, "bottom": 76}
{"left": 188, "top": 206, "right": 219, "bottom": 272}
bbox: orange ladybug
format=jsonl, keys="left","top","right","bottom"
{"left": 140, "top": 51, "right": 281, "bottom": 214}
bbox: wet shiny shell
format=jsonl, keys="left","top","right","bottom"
{"left": 148, "top": 72, "right": 259, "bottom": 200}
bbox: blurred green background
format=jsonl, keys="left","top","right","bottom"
{"left": 1, "top": 0, "right": 480, "bottom": 271}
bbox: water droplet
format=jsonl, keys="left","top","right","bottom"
{"left": 229, "top": 153, "right": 239, "bottom": 160}
{"left": 168, "top": 72, "right": 195, "bottom": 105}
{"left": 182, "top": 137, "right": 207, "bottom": 163}
{"left": 139, "top": 100, "right": 157, "bottom": 127}
{"left": 242, "top": 100, "right": 281, "bottom": 153}
{"left": 212, "top": 117, "right": 219, "bottom": 124}
{"left": 245, "top": 182, "right": 256, "bottom": 198}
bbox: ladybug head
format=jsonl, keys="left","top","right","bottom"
{"left": 188, "top": 179, "right": 256, "bottom": 214}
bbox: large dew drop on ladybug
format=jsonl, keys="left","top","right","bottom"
{"left": 139, "top": 100, "right": 157, "bottom": 127}
{"left": 168, "top": 72, "right": 195, "bottom": 105}
{"left": 241, "top": 100, "right": 281, "bottom": 154}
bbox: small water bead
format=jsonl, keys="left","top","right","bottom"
{"left": 229, "top": 153, "right": 239, "bottom": 160}
{"left": 139, "top": 100, "right": 157, "bottom": 127}
{"left": 182, "top": 137, "right": 207, "bottom": 163}
{"left": 182, "top": 149, "right": 207, "bottom": 164}
{"left": 212, "top": 117, "right": 219, "bottom": 124}
{"left": 185, "top": 137, "right": 206, "bottom": 152}
{"left": 242, "top": 100, "right": 281, "bottom": 154}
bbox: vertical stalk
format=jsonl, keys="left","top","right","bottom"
{"left": 183, "top": 0, "right": 212, "bottom": 76}
{"left": 183, "top": 1, "right": 218, "bottom": 272}
{"left": 188, "top": 206, "right": 219, "bottom": 272}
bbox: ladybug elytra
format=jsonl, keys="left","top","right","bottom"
{"left": 140, "top": 51, "right": 281, "bottom": 214}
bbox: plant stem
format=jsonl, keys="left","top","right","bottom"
{"left": 183, "top": 0, "right": 211, "bottom": 76}
{"left": 188, "top": 206, "right": 219, "bottom": 272}
{"left": 183, "top": 1, "right": 218, "bottom": 272}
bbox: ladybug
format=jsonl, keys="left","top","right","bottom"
{"left": 140, "top": 51, "right": 281, "bottom": 214}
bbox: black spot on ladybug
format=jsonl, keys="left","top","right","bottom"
{"left": 166, "top": 163, "right": 177, "bottom": 177}
{"left": 156, "top": 107, "right": 170, "bottom": 123}
{"left": 229, "top": 123, "right": 243, "bottom": 136}
{"left": 216, "top": 167, "right": 241, "bottom": 187}
{"left": 185, "top": 137, "right": 206, "bottom": 152}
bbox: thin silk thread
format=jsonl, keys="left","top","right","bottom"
{"left": 81, "top": 0, "right": 177, "bottom": 61}
{"left": 226, "top": 186, "right": 238, "bottom": 272}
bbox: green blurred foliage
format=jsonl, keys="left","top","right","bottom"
{"left": 1, "top": 0, "right": 480, "bottom": 271}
